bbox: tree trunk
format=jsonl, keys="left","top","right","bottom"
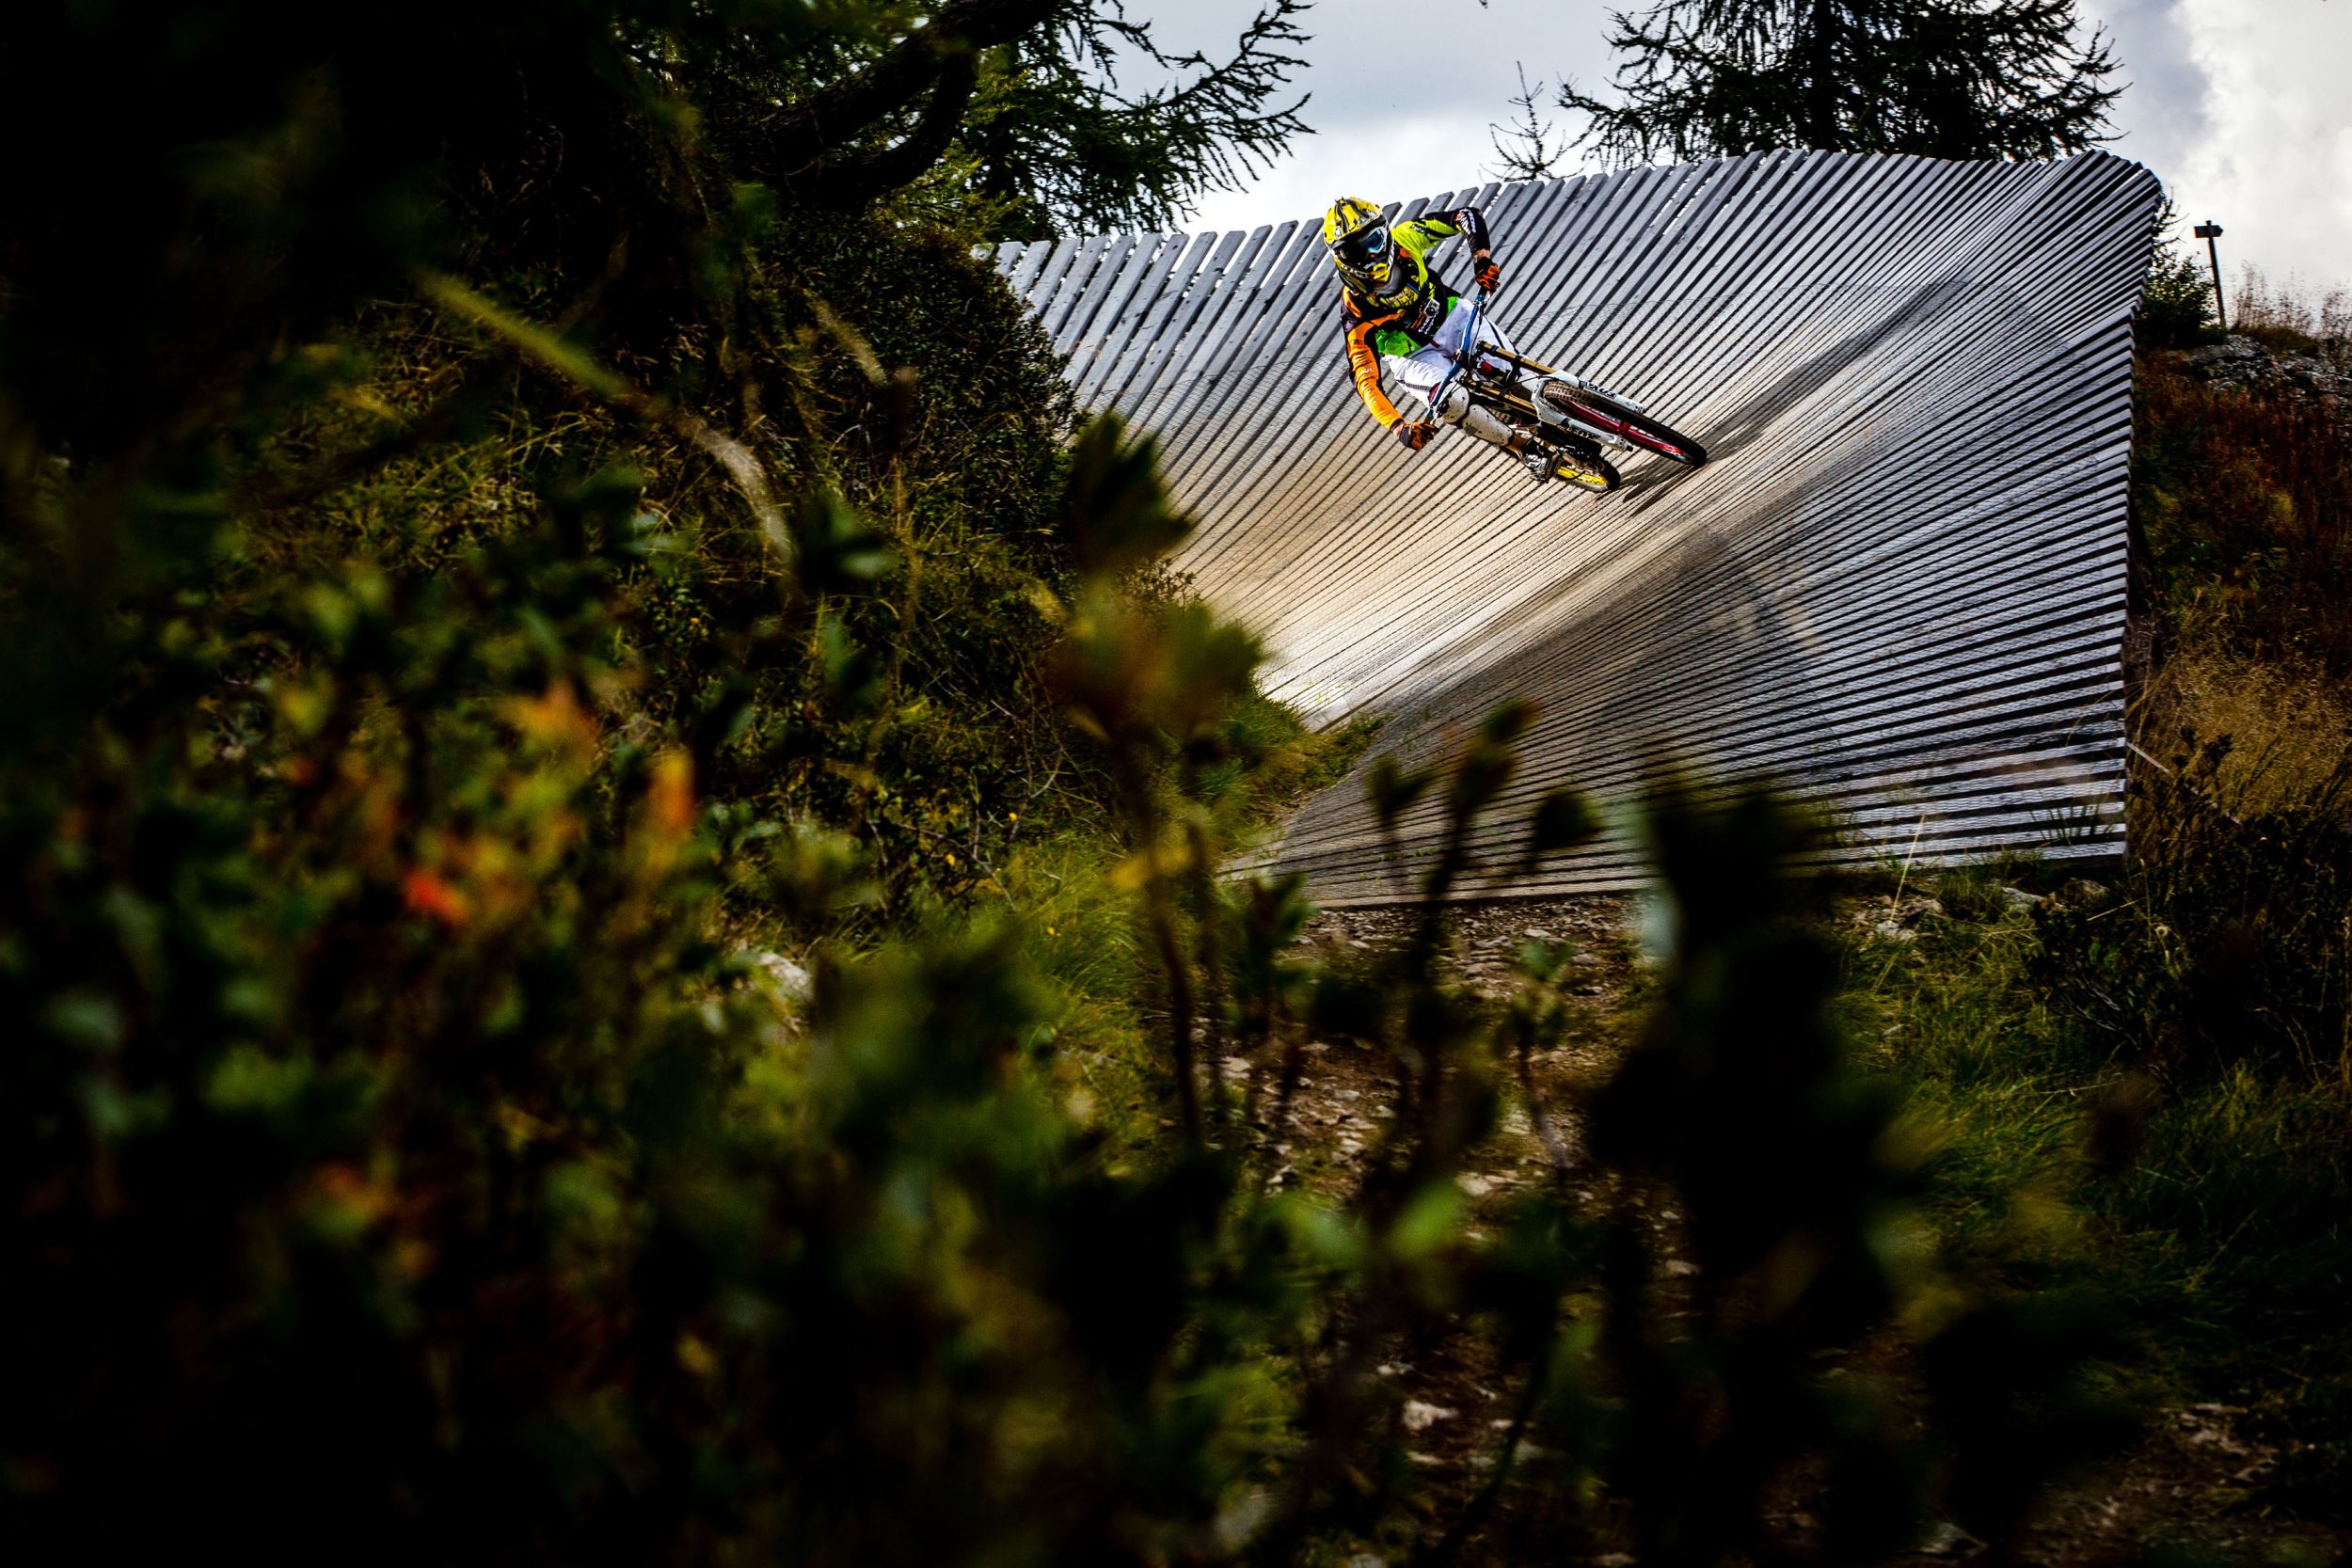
{"left": 1805, "top": 0, "right": 1841, "bottom": 149}
{"left": 758, "top": 0, "right": 1060, "bottom": 182}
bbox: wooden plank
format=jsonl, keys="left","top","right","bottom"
{"left": 996, "top": 151, "right": 2164, "bottom": 898}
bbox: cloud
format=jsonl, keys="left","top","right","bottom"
{"left": 1168, "top": 0, "right": 2350, "bottom": 288}
{"left": 2081, "top": 0, "right": 2211, "bottom": 182}
{"left": 2164, "top": 0, "right": 2352, "bottom": 289}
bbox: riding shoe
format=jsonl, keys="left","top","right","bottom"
{"left": 1508, "top": 435, "right": 1562, "bottom": 482}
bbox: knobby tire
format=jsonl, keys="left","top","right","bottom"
{"left": 1552, "top": 449, "right": 1619, "bottom": 491}
{"left": 1572, "top": 390, "right": 1708, "bottom": 467}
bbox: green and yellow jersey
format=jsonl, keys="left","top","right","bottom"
{"left": 1339, "top": 205, "right": 1492, "bottom": 427}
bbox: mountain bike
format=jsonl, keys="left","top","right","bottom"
{"left": 1429, "top": 289, "right": 1709, "bottom": 492}
{"left": 1475, "top": 341, "right": 1709, "bottom": 485}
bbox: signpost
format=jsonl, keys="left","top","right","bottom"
{"left": 2193, "top": 220, "right": 2228, "bottom": 333}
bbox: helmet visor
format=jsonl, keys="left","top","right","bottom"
{"left": 1333, "top": 222, "right": 1391, "bottom": 270}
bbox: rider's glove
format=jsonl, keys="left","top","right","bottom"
{"left": 1473, "top": 250, "right": 1502, "bottom": 292}
{"left": 1395, "top": 420, "right": 1435, "bottom": 451}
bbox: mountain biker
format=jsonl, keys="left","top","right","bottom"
{"left": 1324, "top": 196, "right": 1561, "bottom": 480}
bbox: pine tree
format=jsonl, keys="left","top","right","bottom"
{"left": 1489, "top": 63, "right": 1571, "bottom": 182}
{"left": 735, "top": 0, "right": 1312, "bottom": 235}
{"left": 1559, "top": 0, "right": 2121, "bottom": 166}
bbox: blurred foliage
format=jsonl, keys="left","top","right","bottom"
{"left": 2, "top": 1, "right": 2130, "bottom": 1560}
{"left": 1577, "top": 787, "right": 2129, "bottom": 1567}
{"left": 0, "top": 373, "right": 2124, "bottom": 1560}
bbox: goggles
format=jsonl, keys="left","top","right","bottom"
{"left": 1332, "top": 222, "right": 1391, "bottom": 269}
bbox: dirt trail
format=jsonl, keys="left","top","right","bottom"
{"left": 1270, "top": 896, "right": 1642, "bottom": 1196}
{"left": 1248, "top": 895, "right": 2347, "bottom": 1568}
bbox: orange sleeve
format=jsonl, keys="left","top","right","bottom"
{"left": 1345, "top": 311, "right": 1402, "bottom": 427}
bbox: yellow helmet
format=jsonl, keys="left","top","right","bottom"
{"left": 1322, "top": 197, "right": 1396, "bottom": 293}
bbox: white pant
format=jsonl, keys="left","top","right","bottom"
{"left": 1387, "top": 297, "right": 1521, "bottom": 449}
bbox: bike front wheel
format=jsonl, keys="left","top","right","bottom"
{"left": 1586, "top": 395, "right": 1708, "bottom": 467}
{"left": 1618, "top": 412, "right": 1707, "bottom": 467}
{"left": 1543, "top": 381, "right": 1708, "bottom": 467}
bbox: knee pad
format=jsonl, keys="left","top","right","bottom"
{"left": 1431, "top": 382, "right": 1473, "bottom": 425}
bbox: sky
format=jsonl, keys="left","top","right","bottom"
{"left": 1155, "top": 0, "right": 2350, "bottom": 293}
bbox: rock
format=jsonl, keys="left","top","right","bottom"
{"left": 1662, "top": 1259, "right": 1700, "bottom": 1278}
{"left": 753, "top": 951, "right": 813, "bottom": 1004}
{"left": 2177, "top": 335, "right": 2352, "bottom": 428}
{"left": 1467, "top": 1437, "right": 1555, "bottom": 1468}
{"left": 1913, "top": 1519, "right": 1987, "bottom": 1557}
{"left": 2000, "top": 885, "right": 2044, "bottom": 910}
{"left": 744, "top": 953, "right": 814, "bottom": 1035}
{"left": 2054, "top": 877, "right": 2110, "bottom": 907}
{"left": 1522, "top": 927, "right": 1554, "bottom": 941}
{"left": 2178, "top": 335, "right": 2267, "bottom": 378}
{"left": 1401, "top": 1400, "right": 1457, "bottom": 1432}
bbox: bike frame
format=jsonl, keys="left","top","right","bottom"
{"left": 1473, "top": 339, "right": 1680, "bottom": 458}
{"left": 1422, "top": 286, "right": 1488, "bottom": 433}
{"left": 1475, "top": 342, "right": 1649, "bottom": 414}
{"left": 1410, "top": 291, "right": 1703, "bottom": 474}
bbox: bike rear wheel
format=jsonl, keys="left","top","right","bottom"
{"left": 1548, "top": 441, "right": 1618, "bottom": 491}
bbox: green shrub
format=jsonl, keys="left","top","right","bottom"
{"left": 2140, "top": 246, "right": 2221, "bottom": 349}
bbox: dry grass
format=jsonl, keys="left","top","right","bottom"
{"left": 2134, "top": 350, "right": 2352, "bottom": 672}
{"left": 2230, "top": 262, "right": 2352, "bottom": 348}
{"left": 2141, "top": 644, "right": 2352, "bottom": 814}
